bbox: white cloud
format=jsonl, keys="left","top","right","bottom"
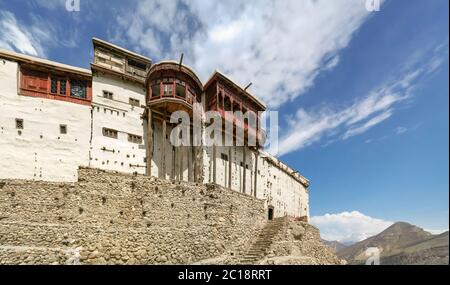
{"left": 311, "top": 211, "right": 394, "bottom": 244}
{"left": 112, "top": 0, "right": 375, "bottom": 108}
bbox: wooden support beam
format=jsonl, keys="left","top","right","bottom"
{"left": 242, "top": 146, "right": 246, "bottom": 194}
{"left": 254, "top": 151, "right": 258, "bottom": 198}
{"left": 146, "top": 108, "right": 153, "bottom": 177}
{"left": 213, "top": 145, "right": 217, "bottom": 184}
{"left": 228, "top": 147, "right": 232, "bottom": 189}
{"left": 161, "top": 118, "right": 166, "bottom": 179}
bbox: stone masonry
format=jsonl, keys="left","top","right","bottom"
{"left": 0, "top": 168, "right": 266, "bottom": 265}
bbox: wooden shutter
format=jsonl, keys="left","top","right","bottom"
{"left": 21, "top": 69, "right": 48, "bottom": 93}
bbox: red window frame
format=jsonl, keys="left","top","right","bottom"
{"left": 19, "top": 66, "right": 92, "bottom": 105}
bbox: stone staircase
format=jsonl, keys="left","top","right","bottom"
{"left": 239, "top": 217, "right": 286, "bottom": 264}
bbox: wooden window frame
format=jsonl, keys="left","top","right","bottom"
{"left": 19, "top": 66, "right": 92, "bottom": 105}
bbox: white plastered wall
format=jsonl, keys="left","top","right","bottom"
{"left": 90, "top": 73, "right": 147, "bottom": 175}
{"left": 0, "top": 59, "right": 91, "bottom": 182}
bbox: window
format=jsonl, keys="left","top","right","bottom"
{"left": 103, "top": 91, "right": 113, "bottom": 100}
{"left": 221, "top": 153, "right": 229, "bottom": 161}
{"left": 102, "top": 128, "right": 118, "bottom": 139}
{"left": 51, "top": 78, "right": 58, "bottom": 94}
{"left": 128, "top": 59, "right": 147, "bottom": 70}
{"left": 15, "top": 119, "right": 24, "bottom": 129}
{"left": 60, "top": 124, "right": 67, "bottom": 134}
{"left": 151, "top": 85, "right": 160, "bottom": 98}
{"left": 129, "top": 98, "right": 140, "bottom": 107}
{"left": 70, "top": 80, "right": 87, "bottom": 99}
{"left": 60, "top": 80, "right": 66, "bottom": 95}
{"left": 163, "top": 84, "right": 173, "bottom": 96}
{"left": 128, "top": 134, "right": 142, "bottom": 144}
{"left": 176, "top": 83, "right": 186, "bottom": 99}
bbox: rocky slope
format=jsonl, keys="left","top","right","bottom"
{"left": 338, "top": 222, "right": 449, "bottom": 265}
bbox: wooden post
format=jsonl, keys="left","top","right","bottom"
{"left": 254, "top": 150, "right": 258, "bottom": 198}
{"left": 146, "top": 108, "right": 153, "bottom": 177}
{"left": 228, "top": 147, "right": 232, "bottom": 189}
{"left": 161, "top": 118, "right": 166, "bottom": 179}
{"left": 213, "top": 145, "right": 217, "bottom": 184}
{"left": 188, "top": 127, "right": 193, "bottom": 182}
{"left": 242, "top": 146, "right": 246, "bottom": 194}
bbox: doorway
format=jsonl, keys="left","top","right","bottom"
{"left": 268, "top": 207, "right": 274, "bottom": 220}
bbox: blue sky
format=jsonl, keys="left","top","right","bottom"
{"left": 0, "top": 0, "right": 448, "bottom": 242}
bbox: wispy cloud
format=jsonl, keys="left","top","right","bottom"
{"left": 272, "top": 42, "right": 448, "bottom": 156}
{"left": 0, "top": 10, "right": 81, "bottom": 57}
{"left": 0, "top": 11, "right": 46, "bottom": 56}
{"left": 112, "top": 0, "right": 375, "bottom": 108}
{"left": 395, "top": 126, "right": 408, "bottom": 135}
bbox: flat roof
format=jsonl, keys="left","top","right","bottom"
{"left": 259, "top": 150, "right": 310, "bottom": 188}
{"left": 0, "top": 48, "right": 91, "bottom": 76}
{"left": 92, "top": 37, "right": 152, "bottom": 64}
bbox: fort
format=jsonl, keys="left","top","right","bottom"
{"left": 0, "top": 39, "right": 341, "bottom": 265}
{"left": 0, "top": 38, "right": 309, "bottom": 221}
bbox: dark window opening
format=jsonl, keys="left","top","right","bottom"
{"left": 60, "top": 124, "right": 67, "bottom": 134}
{"left": 103, "top": 128, "right": 118, "bottom": 139}
{"left": 221, "top": 153, "right": 229, "bottom": 161}
{"left": 103, "top": 90, "right": 113, "bottom": 100}
{"left": 128, "top": 59, "right": 147, "bottom": 70}
{"left": 224, "top": 96, "right": 232, "bottom": 111}
{"left": 15, "top": 119, "right": 24, "bottom": 130}
{"left": 128, "top": 134, "right": 142, "bottom": 144}
{"left": 129, "top": 98, "right": 140, "bottom": 107}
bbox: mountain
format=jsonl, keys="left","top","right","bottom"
{"left": 337, "top": 222, "right": 449, "bottom": 265}
{"left": 321, "top": 239, "right": 348, "bottom": 252}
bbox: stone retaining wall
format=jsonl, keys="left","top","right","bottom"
{"left": 0, "top": 168, "right": 266, "bottom": 265}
